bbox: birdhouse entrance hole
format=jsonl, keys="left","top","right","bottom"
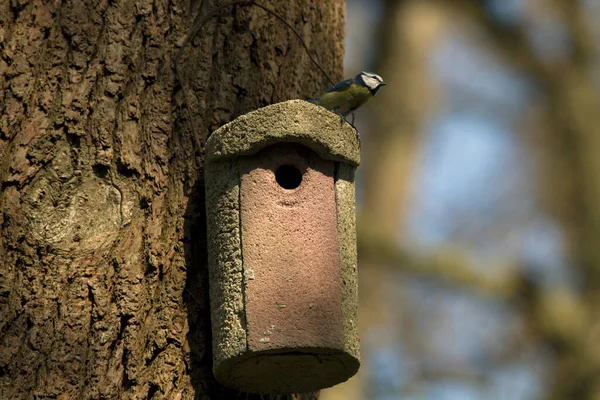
{"left": 275, "top": 164, "right": 302, "bottom": 189}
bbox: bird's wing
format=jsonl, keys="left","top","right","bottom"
{"left": 325, "top": 78, "right": 354, "bottom": 93}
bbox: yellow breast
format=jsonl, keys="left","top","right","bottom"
{"left": 318, "top": 84, "right": 373, "bottom": 115}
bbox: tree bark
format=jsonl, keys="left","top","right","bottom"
{"left": 0, "top": 0, "right": 345, "bottom": 398}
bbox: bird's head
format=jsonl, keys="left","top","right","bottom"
{"left": 356, "top": 71, "right": 386, "bottom": 94}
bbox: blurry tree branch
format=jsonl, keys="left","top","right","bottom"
{"left": 358, "top": 226, "right": 594, "bottom": 368}
{"left": 455, "top": 1, "right": 550, "bottom": 81}
{"left": 358, "top": 228, "right": 520, "bottom": 299}
{"left": 554, "top": 0, "right": 596, "bottom": 63}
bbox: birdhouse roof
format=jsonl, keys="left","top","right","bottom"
{"left": 206, "top": 100, "right": 360, "bottom": 166}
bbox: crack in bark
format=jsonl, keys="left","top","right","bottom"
{"left": 108, "top": 171, "right": 126, "bottom": 227}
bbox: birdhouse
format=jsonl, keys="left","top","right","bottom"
{"left": 204, "top": 100, "right": 360, "bottom": 393}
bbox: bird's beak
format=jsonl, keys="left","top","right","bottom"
{"left": 381, "top": 82, "right": 387, "bottom": 86}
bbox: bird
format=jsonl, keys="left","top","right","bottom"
{"left": 307, "top": 71, "right": 386, "bottom": 118}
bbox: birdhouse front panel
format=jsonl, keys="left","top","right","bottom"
{"left": 239, "top": 143, "right": 344, "bottom": 352}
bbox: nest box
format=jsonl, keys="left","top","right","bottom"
{"left": 204, "top": 100, "right": 360, "bottom": 393}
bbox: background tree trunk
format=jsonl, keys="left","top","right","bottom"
{"left": 0, "top": 0, "right": 345, "bottom": 398}
{"left": 323, "top": 2, "right": 445, "bottom": 399}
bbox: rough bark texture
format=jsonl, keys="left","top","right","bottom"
{"left": 0, "top": 0, "right": 345, "bottom": 398}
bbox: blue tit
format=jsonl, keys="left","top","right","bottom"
{"left": 307, "top": 71, "right": 386, "bottom": 117}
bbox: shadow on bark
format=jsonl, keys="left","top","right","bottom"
{"left": 182, "top": 174, "right": 247, "bottom": 399}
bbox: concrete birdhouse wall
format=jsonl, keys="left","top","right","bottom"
{"left": 204, "top": 100, "right": 360, "bottom": 393}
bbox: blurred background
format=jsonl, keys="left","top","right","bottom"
{"left": 321, "top": 1, "right": 600, "bottom": 399}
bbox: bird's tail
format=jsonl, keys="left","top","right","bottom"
{"left": 306, "top": 97, "right": 320, "bottom": 105}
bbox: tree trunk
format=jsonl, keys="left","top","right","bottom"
{"left": 0, "top": 0, "right": 344, "bottom": 398}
